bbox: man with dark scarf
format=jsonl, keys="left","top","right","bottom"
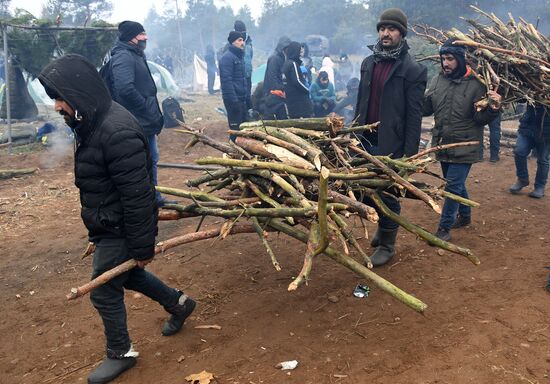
{"left": 354, "top": 8, "right": 427, "bottom": 267}
{"left": 423, "top": 39, "right": 501, "bottom": 242}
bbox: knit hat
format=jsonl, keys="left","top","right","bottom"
{"left": 234, "top": 20, "right": 246, "bottom": 32}
{"left": 376, "top": 8, "right": 408, "bottom": 37}
{"left": 439, "top": 38, "right": 466, "bottom": 59}
{"left": 118, "top": 21, "right": 145, "bottom": 42}
{"left": 439, "top": 38, "right": 467, "bottom": 79}
{"left": 228, "top": 31, "right": 243, "bottom": 44}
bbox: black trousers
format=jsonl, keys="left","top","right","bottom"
{"left": 263, "top": 93, "right": 288, "bottom": 120}
{"left": 362, "top": 192, "right": 401, "bottom": 231}
{"left": 223, "top": 99, "right": 247, "bottom": 141}
{"left": 90, "top": 238, "right": 180, "bottom": 356}
{"left": 207, "top": 69, "right": 216, "bottom": 94}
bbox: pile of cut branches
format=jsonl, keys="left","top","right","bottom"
{"left": 69, "top": 116, "right": 481, "bottom": 313}
{"left": 160, "top": 116, "right": 481, "bottom": 311}
{"left": 414, "top": 6, "right": 550, "bottom": 107}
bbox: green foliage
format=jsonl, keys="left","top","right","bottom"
{"left": 368, "top": 0, "right": 550, "bottom": 33}
{"left": 4, "top": 22, "right": 58, "bottom": 78}
{"left": 57, "top": 20, "right": 117, "bottom": 67}
{"left": 2, "top": 11, "right": 116, "bottom": 78}
{"left": 43, "top": 0, "right": 113, "bottom": 26}
{"left": 407, "top": 37, "right": 439, "bottom": 80}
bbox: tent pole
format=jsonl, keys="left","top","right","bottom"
{"left": 3, "top": 25, "right": 12, "bottom": 154}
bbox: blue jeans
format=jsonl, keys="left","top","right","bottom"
{"left": 480, "top": 115, "right": 501, "bottom": 159}
{"left": 514, "top": 133, "right": 550, "bottom": 189}
{"left": 146, "top": 134, "right": 162, "bottom": 202}
{"left": 439, "top": 162, "right": 472, "bottom": 231}
{"left": 90, "top": 238, "right": 180, "bottom": 355}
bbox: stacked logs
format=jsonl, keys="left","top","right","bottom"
{"left": 414, "top": 6, "right": 550, "bottom": 107}
{"left": 68, "top": 116, "right": 482, "bottom": 313}
{"left": 162, "top": 116, "right": 481, "bottom": 311}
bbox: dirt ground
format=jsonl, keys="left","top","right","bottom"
{"left": 1, "top": 94, "right": 549, "bottom": 384}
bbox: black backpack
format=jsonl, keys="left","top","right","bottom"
{"left": 99, "top": 59, "right": 114, "bottom": 97}
{"left": 162, "top": 97, "right": 184, "bottom": 128}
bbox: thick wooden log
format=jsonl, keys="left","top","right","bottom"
{"left": 0, "top": 168, "right": 37, "bottom": 179}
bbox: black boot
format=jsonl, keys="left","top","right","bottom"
{"left": 162, "top": 293, "right": 196, "bottom": 336}
{"left": 370, "top": 228, "right": 381, "bottom": 248}
{"left": 509, "top": 179, "right": 529, "bottom": 194}
{"left": 370, "top": 229, "right": 398, "bottom": 267}
{"left": 451, "top": 214, "right": 471, "bottom": 229}
{"left": 434, "top": 227, "right": 451, "bottom": 242}
{"left": 88, "top": 347, "right": 138, "bottom": 384}
{"left": 528, "top": 186, "right": 545, "bottom": 199}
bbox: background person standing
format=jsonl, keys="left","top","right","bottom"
{"left": 219, "top": 31, "right": 248, "bottom": 141}
{"left": 109, "top": 21, "right": 168, "bottom": 206}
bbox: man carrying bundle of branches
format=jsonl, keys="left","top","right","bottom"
{"left": 423, "top": 39, "right": 501, "bottom": 242}
{"left": 39, "top": 55, "right": 195, "bottom": 384}
{"left": 354, "top": 8, "right": 427, "bottom": 267}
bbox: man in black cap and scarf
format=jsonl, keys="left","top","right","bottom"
{"left": 423, "top": 38, "right": 501, "bottom": 242}
{"left": 354, "top": 8, "right": 427, "bottom": 267}
{"left": 219, "top": 31, "right": 248, "bottom": 140}
{"left": 108, "top": 21, "right": 170, "bottom": 207}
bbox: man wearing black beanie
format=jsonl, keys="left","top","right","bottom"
{"left": 107, "top": 20, "right": 172, "bottom": 207}
{"left": 423, "top": 38, "right": 501, "bottom": 241}
{"left": 219, "top": 31, "right": 248, "bottom": 140}
{"left": 354, "top": 8, "right": 427, "bottom": 267}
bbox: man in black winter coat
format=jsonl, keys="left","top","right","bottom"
{"left": 282, "top": 41, "right": 312, "bottom": 118}
{"left": 220, "top": 31, "right": 248, "bottom": 141}
{"left": 109, "top": 21, "right": 168, "bottom": 206}
{"left": 263, "top": 36, "right": 291, "bottom": 119}
{"left": 39, "top": 55, "right": 195, "bottom": 384}
{"left": 354, "top": 8, "right": 427, "bottom": 267}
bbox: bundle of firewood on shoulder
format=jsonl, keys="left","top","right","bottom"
{"left": 413, "top": 5, "right": 550, "bottom": 108}
{"left": 68, "top": 116, "right": 481, "bottom": 313}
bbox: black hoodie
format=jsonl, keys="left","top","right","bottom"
{"left": 263, "top": 36, "right": 291, "bottom": 95}
{"left": 39, "top": 54, "right": 158, "bottom": 260}
{"left": 282, "top": 41, "right": 312, "bottom": 118}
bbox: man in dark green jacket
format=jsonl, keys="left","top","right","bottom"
{"left": 423, "top": 38, "right": 501, "bottom": 242}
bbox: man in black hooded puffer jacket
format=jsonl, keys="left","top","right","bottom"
{"left": 262, "top": 36, "right": 291, "bottom": 119}
{"left": 39, "top": 54, "right": 195, "bottom": 384}
{"left": 282, "top": 41, "right": 312, "bottom": 118}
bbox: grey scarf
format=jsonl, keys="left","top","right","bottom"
{"left": 372, "top": 39, "right": 405, "bottom": 62}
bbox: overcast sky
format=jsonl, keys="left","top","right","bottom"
{"left": 14, "top": 0, "right": 264, "bottom": 23}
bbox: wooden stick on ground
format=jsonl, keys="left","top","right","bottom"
{"left": 0, "top": 168, "right": 37, "bottom": 179}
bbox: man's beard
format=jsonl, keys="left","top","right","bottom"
{"left": 381, "top": 38, "right": 396, "bottom": 48}
{"left": 59, "top": 110, "right": 79, "bottom": 128}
